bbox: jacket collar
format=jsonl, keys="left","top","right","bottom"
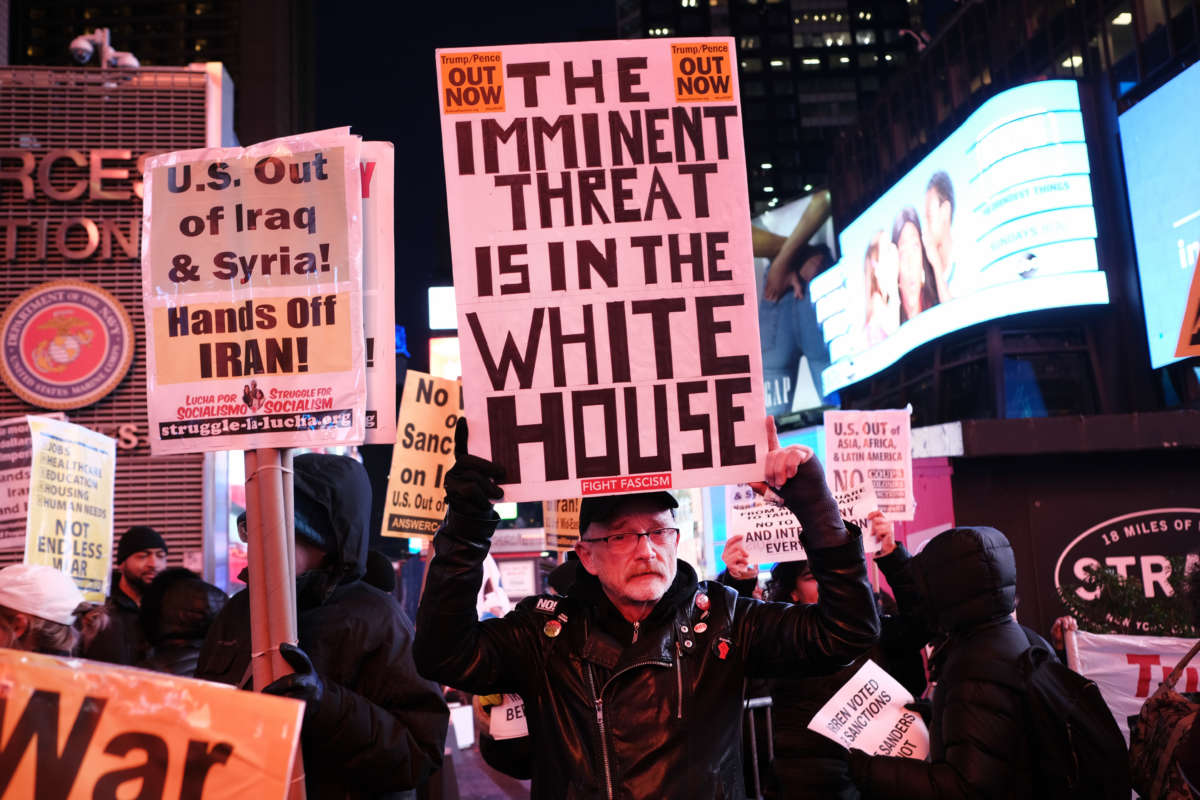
{"left": 573, "top": 560, "right": 698, "bottom": 669}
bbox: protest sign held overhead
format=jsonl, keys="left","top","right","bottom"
{"left": 824, "top": 408, "right": 914, "bottom": 520}
{"left": 142, "top": 128, "right": 366, "bottom": 455}
{"left": 24, "top": 416, "right": 115, "bottom": 602}
{"left": 0, "top": 649, "right": 303, "bottom": 799}
{"left": 835, "top": 481, "right": 882, "bottom": 536}
{"left": 437, "top": 39, "right": 768, "bottom": 502}
{"left": 808, "top": 659, "right": 930, "bottom": 759}
{"left": 360, "top": 141, "right": 397, "bottom": 443}
{"left": 382, "top": 371, "right": 461, "bottom": 539}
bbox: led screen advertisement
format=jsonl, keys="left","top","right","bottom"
{"left": 810, "top": 80, "right": 1109, "bottom": 394}
{"left": 1119, "top": 60, "right": 1200, "bottom": 369}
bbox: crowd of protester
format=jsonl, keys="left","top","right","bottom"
{"left": 1, "top": 417, "right": 1196, "bottom": 799}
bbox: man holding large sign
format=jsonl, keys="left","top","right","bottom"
{"left": 438, "top": 38, "right": 768, "bottom": 501}
{"left": 415, "top": 418, "right": 877, "bottom": 798}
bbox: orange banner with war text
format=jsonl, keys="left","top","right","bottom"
{"left": 0, "top": 650, "right": 303, "bottom": 799}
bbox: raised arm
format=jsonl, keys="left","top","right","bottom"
{"left": 741, "top": 417, "right": 879, "bottom": 676}
{"left": 413, "top": 420, "right": 537, "bottom": 695}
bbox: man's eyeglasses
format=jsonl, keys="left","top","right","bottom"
{"left": 580, "top": 528, "right": 680, "bottom": 553}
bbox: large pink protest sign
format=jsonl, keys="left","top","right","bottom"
{"left": 436, "top": 39, "right": 767, "bottom": 502}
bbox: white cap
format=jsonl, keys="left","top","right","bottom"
{"left": 0, "top": 564, "right": 85, "bottom": 626}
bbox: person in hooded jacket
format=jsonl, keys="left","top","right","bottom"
{"left": 138, "top": 567, "right": 226, "bottom": 677}
{"left": 196, "top": 453, "right": 449, "bottom": 799}
{"left": 846, "top": 525, "right": 1036, "bottom": 799}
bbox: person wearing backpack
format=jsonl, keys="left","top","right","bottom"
{"left": 846, "top": 525, "right": 1130, "bottom": 800}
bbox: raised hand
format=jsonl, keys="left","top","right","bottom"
{"left": 444, "top": 418, "right": 506, "bottom": 518}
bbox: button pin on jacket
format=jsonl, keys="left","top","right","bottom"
{"left": 694, "top": 622, "right": 708, "bottom": 634}
{"left": 714, "top": 637, "right": 732, "bottom": 660}
{"left": 695, "top": 593, "right": 710, "bottom": 612}
{"left": 543, "top": 620, "right": 562, "bottom": 638}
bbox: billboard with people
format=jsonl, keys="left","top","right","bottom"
{"left": 810, "top": 80, "right": 1109, "bottom": 394}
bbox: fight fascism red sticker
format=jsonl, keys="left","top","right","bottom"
{"left": 0, "top": 279, "right": 134, "bottom": 410}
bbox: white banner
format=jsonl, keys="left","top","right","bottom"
{"left": 808, "top": 659, "right": 929, "bottom": 759}
{"left": 824, "top": 408, "right": 914, "bottom": 520}
{"left": 361, "top": 142, "right": 397, "bottom": 444}
{"left": 1072, "top": 629, "right": 1199, "bottom": 744}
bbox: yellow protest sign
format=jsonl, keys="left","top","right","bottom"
{"left": 542, "top": 498, "right": 581, "bottom": 550}
{"left": 24, "top": 416, "right": 115, "bottom": 603}
{"left": 382, "top": 371, "right": 461, "bottom": 539}
{"left": 0, "top": 649, "right": 302, "bottom": 798}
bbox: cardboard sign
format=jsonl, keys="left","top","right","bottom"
{"left": 1073, "top": 630, "right": 1199, "bottom": 744}
{"left": 24, "top": 416, "right": 115, "bottom": 603}
{"left": 361, "top": 142, "right": 397, "bottom": 443}
{"left": 437, "top": 39, "right": 767, "bottom": 502}
{"left": 489, "top": 694, "right": 529, "bottom": 741}
{"left": 808, "top": 659, "right": 930, "bottom": 759}
{"left": 1175, "top": 251, "right": 1200, "bottom": 359}
{"left": 0, "top": 649, "right": 302, "bottom": 799}
{"left": 824, "top": 409, "right": 914, "bottom": 521}
{"left": 542, "top": 497, "right": 581, "bottom": 550}
{"left": 381, "top": 371, "right": 461, "bottom": 539}
{"left": 142, "top": 128, "right": 366, "bottom": 454}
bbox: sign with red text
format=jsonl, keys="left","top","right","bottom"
{"left": 437, "top": 39, "right": 766, "bottom": 502}
{"left": 360, "top": 141, "right": 397, "bottom": 443}
{"left": 1073, "top": 630, "right": 1198, "bottom": 744}
{"left": 824, "top": 409, "right": 914, "bottom": 520}
{"left": 0, "top": 649, "right": 302, "bottom": 799}
{"left": 142, "top": 128, "right": 366, "bottom": 454}
{"left": 808, "top": 658, "right": 929, "bottom": 759}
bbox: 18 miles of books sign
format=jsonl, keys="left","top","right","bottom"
{"left": 438, "top": 38, "right": 767, "bottom": 502}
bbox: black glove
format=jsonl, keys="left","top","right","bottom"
{"left": 444, "top": 418, "right": 506, "bottom": 518}
{"left": 846, "top": 748, "right": 872, "bottom": 786}
{"left": 904, "top": 699, "right": 932, "bottom": 726}
{"left": 775, "top": 455, "right": 847, "bottom": 550}
{"left": 262, "top": 643, "right": 324, "bottom": 721}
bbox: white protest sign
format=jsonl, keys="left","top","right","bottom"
{"left": 361, "top": 141, "right": 397, "bottom": 444}
{"left": 808, "top": 659, "right": 929, "bottom": 759}
{"left": 727, "top": 483, "right": 806, "bottom": 563}
{"left": 142, "top": 128, "right": 366, "bottom": 454}
{"left": 1073, "top": 630, "right": 1199, "bottom": 744}
{"left": 489, "top": 694, "right": 530, "bottom": 740}
{"left": 834, "top": 482, "right": 882, "bottom": 552}
{"left": 438, "top": 39, "right": 767, "bottom": 502}
{"left": 824, "top": 409, "right": 914, "bottom": 521}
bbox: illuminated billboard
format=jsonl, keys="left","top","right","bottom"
{"left": 810, "top": 80, "right": 1109, "bottom": 394}
{"left": 1119, "top": 60, "right": 1200, "bottom": 369}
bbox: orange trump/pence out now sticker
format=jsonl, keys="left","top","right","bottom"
{"left": 671, "top": 41, "right": 734, "bottom": 102}
{"left": 441, "top": 51, "right": 505, "bottom": 114}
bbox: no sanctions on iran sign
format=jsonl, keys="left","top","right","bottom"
{"left": 0, "top": 280, "right": 134, "bottom": 410}
{"left": 437, "top": 38, "right": 768, "bottom": 502}
{"left": 141, "top": 129, "right": 366, "bottom": 455}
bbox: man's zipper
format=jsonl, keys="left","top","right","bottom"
{"left": 675, "top": 642, "right": 684, "bottom": 720}
{"left": 587, "top": 663, "right": 616, "bottom": 800}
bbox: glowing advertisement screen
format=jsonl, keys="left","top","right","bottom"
{"left": 1119, "top": 61, "right": 1200, "bottom": 369}
{"left": 810, "top": 80, "right": 1108, "bottom": 393}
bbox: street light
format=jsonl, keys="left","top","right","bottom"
{"left": 68, "top": 28, "right": 140, "bottom": 68}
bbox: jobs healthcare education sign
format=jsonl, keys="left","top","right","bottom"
{"left": 437, "top": 38, "right": 768, "bottom": 502}
{"left": 141, "top": 129, "right": 366, "bottom": 454}
{"left": 0, "top": 649, "right": 302, "bottom": 798}
{"left": 24, "top": 416, "right": 115, "bottom": 603}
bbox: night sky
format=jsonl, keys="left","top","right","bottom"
{"left": 313, "top": 2, "right": 617, "bottom": 373}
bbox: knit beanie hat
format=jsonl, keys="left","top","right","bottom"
{"left": 117, "top": 526, "right": 168, "bottom": 564}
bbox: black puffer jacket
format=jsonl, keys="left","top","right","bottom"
{"left": 139, "top": 568, "right": 227, "bottom": 677}
{"left": 849, "top": 526, "right": 1035, "bottom": 800}
{"left": 415, "top": 504, "right": 878, "bottom": 800}
{"left": 196, "top": 454, "right": 449, "bottom": 799}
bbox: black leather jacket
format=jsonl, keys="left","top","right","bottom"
{"left": 415, "top": 509, "right": 878, "bottom": 800}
